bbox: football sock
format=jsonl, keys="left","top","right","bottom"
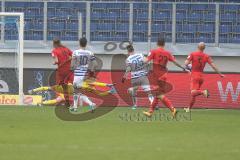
{"left": 160, "top": 96, "right": 174, "bottom": 112}
{"left": 147, "top": 93, "right": 154, "bottom": 104}
{"left": 189, "top": 90, "right": 203, "bottom": 109}
{"left": 189, "top": 96, "right": 196, "bottom": 109}
{"left": 73, "top": 93, "right": 79, "bottom": 109}
{"left": 90, "top": 82, "right": 108, "bottom": 87}
{"left": 42, "top": 99, "right": 57, "bottom": 105}
{"left": 149, "top": 97, "right": 158, "bottom": 113}
{"left": 33, "top": 86, "right": 50, "bottom": 92}
{"left": 128, "top": 88, "right": 137, "bottom": 107}
{"left": 80, "top": 94, "right": 94, "bottom": 106}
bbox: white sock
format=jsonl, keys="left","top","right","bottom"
{"left": 73, "top": 93, "right": 79, "bottom": 109}
{"left": 148, "top": 94, "right": 154, "bottom": 104}
{"left": 80, "top": 94, "right": 93, "bottom": 106}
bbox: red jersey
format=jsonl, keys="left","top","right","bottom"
{"left": 187, "top": 51, "right": 212, "bottom": 73}
{"left": 52, "top": 46, "right": 72, "bottom": 72}
{"left": 147, "top": 47, "right": 175, "bottom": 72}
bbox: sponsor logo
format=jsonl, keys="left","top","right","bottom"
{"left": 0, "top": 95, "right": 16, "bottom": 104}
{"left": 217, "top": 81, "right": 240, "bottom": 103}
{"left": 0, "top": 95, "right": 42, "bottom": 105}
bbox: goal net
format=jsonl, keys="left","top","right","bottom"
{"left": 0, "top": 12, "right": 24, "bottom": 105}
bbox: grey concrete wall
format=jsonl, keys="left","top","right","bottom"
{"left": 0, "top": 52, "right": 239, "bottom": 73}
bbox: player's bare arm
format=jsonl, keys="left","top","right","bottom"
{"left": 209, "top": 62, "right": 225, "bottom": 78}
{"left": 122, "top": 65, "right": 131, "bottom": 83}
{"left": 70, "top": 54, "right": 77, "bottom": 71}
{"left": 184, "top": 59, "right": 193, "bottom": 72}
{"left": 143, "top": 56, "right": 150, "bottom": 63}
{"left": 52, "top": 55, "right": 58, "bottom": 65}
{"left": 185, "top": 59, "right": 191, "bottom": 66}
{"left": 172, "top": 60, "right": 188, "bottom": 72}
{"left": 90, "top": 59, "right": 98, "bottom": 72}
{"left": 89, "top": 58, "right": 98, "bottom": 78}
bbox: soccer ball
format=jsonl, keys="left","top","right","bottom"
{"left": 186, "top": 64, "right": 192, "bottom": 71}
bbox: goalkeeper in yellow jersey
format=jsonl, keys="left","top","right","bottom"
{"left": 28, "top": 79, "right": 116, "bottom": 107}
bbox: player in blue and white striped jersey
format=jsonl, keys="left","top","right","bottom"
{"left": 122, "top": 45, "right": 154, "bottom": 110}
{"left": 70, "top": 37, "right": 97, "bottom": 112}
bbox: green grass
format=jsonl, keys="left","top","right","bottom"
{"left": 0, "top": 106, "right": 240, "bottom": 160}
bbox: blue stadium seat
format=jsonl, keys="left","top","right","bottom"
{"left": 221, "top": 13, "right": 236, "bottom": 21}
{"left": 220, "top": 25, "right": 232, "bottom": 33}
{"left": 182, "top": 25, "right": 197, "bottom": 32}
{"left": 176, "top": 12, "right": 186, "bottom": 21}
{"left": 153, "top": 12, "right": 169, "bottom": 19}
{"left": 177, "top": 4, "right": 190, "bottom": 10}
{"left": 198, "top": 24, "right": 215, "bottom": 33}
{"left": 137, "top": 12, "right": 148, "bottom": 20}
{"left": 152, "top": 24, "right": 165, "bottom": 32}
{"left": 165, "top": 24, "right": 172, "bottom": 32}
{"left": 90, "top": 23, "right": 98, "bottom": 31}
{"left": 91, "top": 12, "right": 100, "bottom": 19}
{"left": 66, "top": 22, "right": 78, "bottom": 30}
{"left": 62, "top": 31, "right": 78, "bottom": 41}
{"left": 33, "top": 31, "right": 43, "bottom": 40}
{"left": 207, "top": 4, "right": 216, "bottom": 10}
{"left": 232, "top": 26, "right": 240, "bottom": 33}
{"left": 133, "top": 23, "right": 148, "bottom": 31}
{"left": 219, "top": 34, "right": 229, "bottom": 43}
{"left": 116, "top": 24, "right": 128, "bottom": 31}
{"left": 98, "top": 23, "right": 114, "bottom": 31}
{"left": 176, "top": 25, "right": 182, "bottom": 32}
{"left": 48, "top": 22, "right": 65, "bottom": 30}
{"left": 204, "top": 13, "right": 215, "bottom": 21}
{"left": 24, "top": 23, "right": 32, "bottom": 30}
{"left": 153, "top": 3, "right": 172, "bottom": 10}
{"left": 188, "top": 12, "right": 201, "bottom": 20}
{"left": 190, "top": 4, "right": 207, "bottom": 10}
{"left": 221, "top": 4, "right": 239, "bottom": 11}
{"left": 231, "top": 35, "right": 240, "bottom": 43}
{"left": 34, "top": 22, "right": 44, "bottom": 30}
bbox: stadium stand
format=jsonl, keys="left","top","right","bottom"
{"left": 90, "top": 3, "right": 129, "bottom": 41}
{"left": 1, "top": 0, "right": 240, "bottom": 43}
{"left": 5, "top": 1, "right": 44, "bottom": 40}
{"left": 176, "top": 3, "right": 216, "bottom": 43}
{"left": 47, "top": 2, "right": 86, "bottom": 41}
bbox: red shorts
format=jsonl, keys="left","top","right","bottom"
{"left": 191, "top": 72, "right": 204, "bottom": 90}
{"left": 56, "top": 71, "right": 73, "bottom": 85}
{"left": 149, "top": 71, "right": 172, "bottom": 94}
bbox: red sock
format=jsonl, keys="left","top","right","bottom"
{"left": 189, "top": 96, "right": 196, "bottom": 109}
{"left": 161, "top": 96, "right": 174, "bottom": 112}
{"left": 191, "top": 90, "right": 204, "bottom": 97}
{"left": 149, "top": 97, "right": 158, "bottom": 113}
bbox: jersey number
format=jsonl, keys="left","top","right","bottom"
{"left": 158, "top": 55, "right": 168, "bottom": 65}
{"left": 198, "top": 57, "right": 203, "bottom": 68}
{"left": 132, "top": 56, "right": 143, "bottom": 70}
{"left": 79, "top": 56, "right": 88, "bottom": 65}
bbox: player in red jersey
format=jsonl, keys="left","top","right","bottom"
{"left": 52, "top": 39, "right": 73, "bottom": 106}
{"left": 143, "top": 38, "right": 186, "bottom": 117}
{"left": 184, "top": 42, "right": 224, "bottom": 112}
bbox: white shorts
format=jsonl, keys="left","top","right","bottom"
{"left": 131, "top": 76, "right": 151, "bottom": 92}
{"left": 73, "top": 76, "right": 85, "bottom": 88}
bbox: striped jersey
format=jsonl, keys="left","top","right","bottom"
{"left": 126, "top": 53, "right": 148, "bottom": 79}
{"left": 72, "top": 49, "right": 95, "bottom": 77}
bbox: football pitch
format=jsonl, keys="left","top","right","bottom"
{"left": 0, "top": 106, "right": 239, "bottom": 160}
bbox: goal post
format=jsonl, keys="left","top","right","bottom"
{"left": 0, "top": 12, "right": 24, "bottom": 105}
